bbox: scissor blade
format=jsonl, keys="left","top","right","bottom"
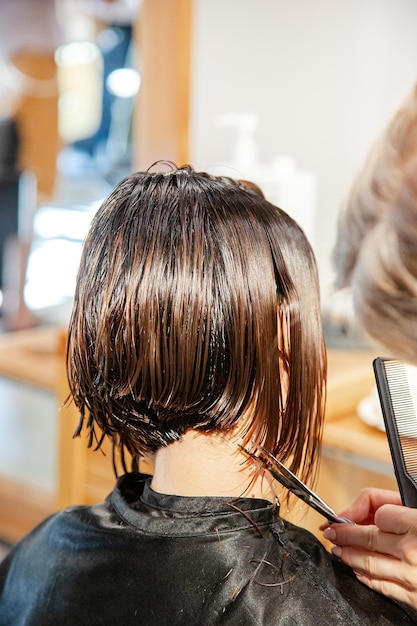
{"left": 240, "top": 444, "right": 353, "bottom": 525}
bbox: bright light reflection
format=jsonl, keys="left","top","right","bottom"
{"left": 25, "top": 239, "right": 83, "bottom": 310}
{"left": 33, "top": 206, "right": 97, "bottom": 241}
{"left": 106, "top": 68, "right": 141, "bottom": 98}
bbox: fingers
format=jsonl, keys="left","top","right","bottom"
{"left": 318, "top": 488, "right": 401, "bottom": 532}
{"left": 332, "top": 546, "right": 417, "bottom": 608}
{"left": 333, "top": 545, "right": 417, "bottom": 609}
{"left": 324, "top": 522, "right": 402, "bottom": 559}
{"left": 324, "top": 504, "right": 417, "bottom": 558}
{"left": 375, "top": 503, "right": 417, "bottom": 536}
{"left": 332, "top": 545, "right": 404, "bottom": 582}
{"left": 338, "top": 488, "right": 402, "bottom": 525}
{"left": 353, "top": 569, "right": 417, "bottom": 610}
{"left": 319, "top": 490, "right": 417, "bottom": 611}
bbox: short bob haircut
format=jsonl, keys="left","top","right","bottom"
{"left": 67, "top": 164, "right": 326, "bottom": 485}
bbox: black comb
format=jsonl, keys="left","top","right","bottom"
{"left": 373, "top": 357, "right": 417, "bottom": 507}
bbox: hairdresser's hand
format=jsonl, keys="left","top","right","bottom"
{"left": 322, "top": 488, "right": 417, "bottom": 609}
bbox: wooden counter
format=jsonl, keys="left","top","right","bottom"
{"left": 0, "top": 325, "right": 65, "bottom": 390}
{"left": 325, "top": 347, "right": 393, "bottom": 468}
{"left": 0, "top": 326, "right": 66, "bottom": 543}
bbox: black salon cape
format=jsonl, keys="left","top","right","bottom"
{"left": 0, "top": 473, "right": 416, "bottom": 625}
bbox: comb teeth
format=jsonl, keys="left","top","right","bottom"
{"left": 384, "top": 360, "right": 417, "bottom": 479}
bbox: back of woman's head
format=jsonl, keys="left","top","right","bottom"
{"left": 67, "top": 164, "right": 326, "bottom": 484}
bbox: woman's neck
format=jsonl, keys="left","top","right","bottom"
{"left": 150, "top": 430, "right": 276, "bottom": 501}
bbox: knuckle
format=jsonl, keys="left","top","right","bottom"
{"left": 363, "top": 553, "right": 378, "bottom": 577}
{"left": 377, "top": 579, "right": 392, "bottom": 597}
{"left": 367, "top": 526, "right": 380, "bottom": 552}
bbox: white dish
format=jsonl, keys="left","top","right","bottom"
{"left": 356, "top": 387, "right": 386, "bottom": 432}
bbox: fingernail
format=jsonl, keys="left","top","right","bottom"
{"left": 323, "top": 527, "right": 337, "bottom": 542}
{"left": 331, "top": 545, "right": 342, "bottom": 558}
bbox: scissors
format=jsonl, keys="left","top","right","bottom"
{"left": 240, "top": 443, "right": 354, "bottom": 525}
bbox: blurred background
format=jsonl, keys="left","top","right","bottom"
{"left": 1, "top": 0, "right": 416, "bottom": 554}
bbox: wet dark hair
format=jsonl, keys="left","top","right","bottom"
{"left": 67, "top": 164, "right": 326, "bottom": 484}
